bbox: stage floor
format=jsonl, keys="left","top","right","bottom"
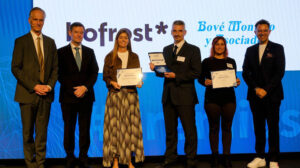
{"left": 1, "top": 154, "right": 300, "bottom": 168}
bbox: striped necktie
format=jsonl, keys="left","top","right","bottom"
{"left": 37, "top": 37, "right": 44, "bottom": 82}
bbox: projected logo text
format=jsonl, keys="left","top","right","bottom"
{"left": 66, "top": 22, "right": 169, "bottom": 46}
{"left": 198, "top": 21, "right": 276, "bottom": 47}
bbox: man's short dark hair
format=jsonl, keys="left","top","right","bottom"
{"left": 70, "top": 22, "right": 85, "bottom": 31}
{"left": 173, "top": 20, "right": 185, "bottom": 26}
{"left": 29, "top": 7, "right": 46, "bottom": 18}
{"left": 255, "top": 19, "right": 270, "bottom": 29}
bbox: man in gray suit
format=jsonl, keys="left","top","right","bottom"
{"left": 11, "top": 7, "right": 58, "bottom": 168}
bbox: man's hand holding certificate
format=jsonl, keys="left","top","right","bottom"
{"left": 117, "top": 68, "right": 143, "bottom": 87}
{"left": 148, "top": 52, "right": 171, "bottom": 73}
{"left": 211, "top": 69, "right": 237, "bottom": 89}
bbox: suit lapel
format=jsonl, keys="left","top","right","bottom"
{"left": 67, "top": 44, "right": 80, "bottom": 72}
{"left": 27, "top": 33, "right": 40, "bottom": 66}
{"left": 43, "top": 35, "right": 49, "bottom": 65}
{"left": 176, "top": 41, "right": 187, "bottom": 57}
{"left": 253, "top": 44, "right": 260, "bottom": 67}
{"left": 81, "top": 45, "right": 87, "bottom": 71}
{"left": 165, "top": 45, "right": 174, "bottom": 66}
{"left": 260, "top": 41, "right": 272, "bottom": 66}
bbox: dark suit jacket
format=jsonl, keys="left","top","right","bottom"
{"left": 57, "top": 44, "right": 99, "bottom": 103}
{"left": 242, "top": 41, "right": 285, "bottom": 102}
{"left": 158, "top": 41, "right": 202, "bottom": 105}
{"left": 11, "top": 33, "right": 58, "bottom": 103}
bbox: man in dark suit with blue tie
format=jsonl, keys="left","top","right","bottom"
{"left": 11, "top": 7, "right": 58, "bottom": 168}
{"left": 150, "top": 20, "right": 201, "bottom": 168}
{"left": 57, "top": 22, "right": 99, "bottom": 168}
{"left": 243, "top": 19, "right": 285, "bottom": 168}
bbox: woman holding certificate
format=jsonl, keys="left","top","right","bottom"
{"left": 102, "top": 29, "right": 144, "bottom": 168}
{"left": 198, "top": 36, "right": 240, "bottom": 168}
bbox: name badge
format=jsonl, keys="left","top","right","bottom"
{"left": 227, "top": 63, "right": 233, "bottom": 68}
{"left": 177, "top": 56, "right": 185, "bottom": 62}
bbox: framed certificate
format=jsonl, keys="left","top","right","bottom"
{"left": 148, "top": 52, "right": 166, "bottom": 66}
{"left": 211, "top": 69, "right": 237, "bottom": 89}
{"left": 148, "top": 52, "right": 171, "bottom": 73}
{"left": 117, "top": 68, "right": 143, "bottom": 86}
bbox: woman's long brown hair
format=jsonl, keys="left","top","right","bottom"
{"left": 111, "top": 29, "right": 132, "bottom": 66}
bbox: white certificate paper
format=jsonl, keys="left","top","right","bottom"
{"left": 148, "top": 52, "right": 166, "bottom": 66}
{"left": 211, "top": 69, "right": 237, "bottom": 89}
{"left": 117, "top": 68, "right": 143, "bottom": 86}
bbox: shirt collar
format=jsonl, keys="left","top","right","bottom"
{"left": 174, "top": 40, "right": 185, "bottom": 48}
{"left": 259, "top": 41, "right": 268, "bottom": 46}
{"left": 30, "top": 30, "right": 43, "bottom": 40}
{"left": 70, "top": 42, "right": 82, "bottom": 50}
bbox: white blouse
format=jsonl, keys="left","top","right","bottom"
{"left": 118, "top": 51, "right": 129, "bottom": 68}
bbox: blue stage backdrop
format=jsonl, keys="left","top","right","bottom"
{"left": 0, "top": 0, "right": 300, "bottom": 159}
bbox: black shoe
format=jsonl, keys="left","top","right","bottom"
{"left": 39, "top": 163, "right": 46, "bottom": 168}
{"left": 223, "top": 155, "right": 232, "bottom": 168}
{"left": 187, "top": 159, "right": 197, "bottom": 168}
{"left": 211, "top": 153, "right": 219, "bottom": 168}
{"left": 66, "top": 161, "right": 75, "bottom": 168}
{"left": 155, "top": 160, "right": 177, "bottom": 168}
{"left": 79, "top": 159, "right": 90, "bottom": 168}
{"left": 187, "top": 163, "right": 196, "bottom": 168}
{"left": 66, "top": 156, "right": 76, "bottom": 168}
{"left": 135, "top": 162, "right": 144, "bottom": 168}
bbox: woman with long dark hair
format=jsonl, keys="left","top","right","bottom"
{"left": 102, "top": 29, "right": 144, "bottom": 168}
{"left": 198, "top": 36, "right": 240, "bottom": 168}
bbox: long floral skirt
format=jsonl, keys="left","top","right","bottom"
{"left": 103, "top": 89, "right": 144, "bottom": 167}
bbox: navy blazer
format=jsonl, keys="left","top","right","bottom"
{"left": 57, "top": 44, "right": 99, "bottom": 103}
{"left": 242, "top": 41, "right": 285, "bottom": 102}
{"left": 157, "top": 41, "right": 202, "bottom": 105}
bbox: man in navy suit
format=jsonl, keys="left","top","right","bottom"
{"left": 57, "top": 22, "right": 99, "bottom": 168}
{"left": 242, "top": 19, "right": 285, "bottom": 168}
{"left": 150, "top": 20, "right": 201, "bottom": 168}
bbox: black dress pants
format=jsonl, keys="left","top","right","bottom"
{"left": 61, "top": 101, "right": 93, "bottom": 161}
{"left": 249, "top": 98, "right": 280, "bottom": 161}
{"left": 163, "top": 97, "right": 197, "bottom": 163}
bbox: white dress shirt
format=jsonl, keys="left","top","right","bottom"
{"left": 30, "top": 30, "right": 44, "bottom": 59}
{"left": 70, "top": 43, "right": 82, "bottom": 60}
{"left": 31, "top": 31, "right": 52, "bottom": 90}
{"left": 259, "top": 43, "right": 267, "bottom": 64}
{"left": 174, "top": 40, "right": 185, "bottom": 54}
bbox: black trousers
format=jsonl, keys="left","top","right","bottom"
{"left": 204, "top": 102, "right": 236, "bottom": 155}
{"left": 249, "top": 99, "right": 280, "bottom": 161}
{"left": 61, "top": 101, "right": 93, "bottom": 161}
{"left": 20, "top": 97, "right": 51, "bottom": 168}
{"left": 163, "top": 97, "right": 197, "bottom": 163}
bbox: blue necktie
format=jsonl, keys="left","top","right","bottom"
{"left": 75, "top": 47, "right": 81, "bottom": 71}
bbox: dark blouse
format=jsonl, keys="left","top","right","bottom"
{"left": 198, "top": 57, "right": 237, "bottom": 104}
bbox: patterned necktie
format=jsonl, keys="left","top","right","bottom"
{"left": 173, "top": 45, "right": 178, "bottom": 58}
{"left": 37, "top": 37, "right": 44, "bottom": 82}
{"left": 75, "top": 47, "right": 81, "bottom": 71}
